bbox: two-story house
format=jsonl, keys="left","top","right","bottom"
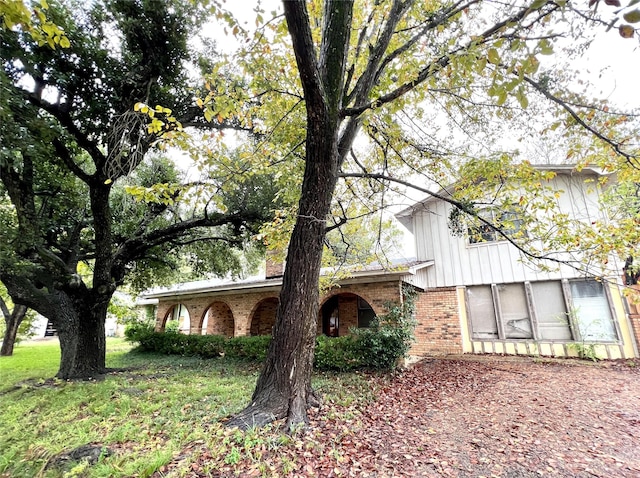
{"left": 396, "top": 165, "right": 639, "bottom": 360}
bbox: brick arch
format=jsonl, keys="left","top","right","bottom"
{"left": 200, "top": 301, "right": 235, "bottom": 337}
{"left": 318, "top": 291, "right": 377, "bottom": 337}
{"left": 249, "top": 297, "right": 279, "bottom": 336}
{"left": 160, "top": 303, "right": 191, "bottom": 333}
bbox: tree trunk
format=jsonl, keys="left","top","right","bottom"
{"left": 53, "top": 291, "right": 108, "bottom": 379}
{"left": 227, "top": 114, "right": 339, "bottom": 432}
{"left": 226, "top": 0, "right": 352, "bottom": 431}
{"left": 0, "top": 304, "right": 27, "bottom": 356}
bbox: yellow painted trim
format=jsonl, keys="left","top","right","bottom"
{"left": 458, "top": 287, "right": 473, "bottom": 353}
{"left": 494, "top": 342, "right": 504, "bottom": 354}
{"left": 505, "top": 343, "right": 516, "bottom": 354}
{"left": 608, "top": 346, "right": 622, "bottom": 360}
{"left": 540, "top": 343, "right": 551, "bottom": 356}
{"left": 552, "top": 343, "right": 566, "bottom": 357}
{"left": 607, "top": 283, "right": 637, "bottom": 359}
{"left": 515, "top": 343, "right": 527, "bottom": 355}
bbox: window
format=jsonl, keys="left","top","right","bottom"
{"left": 357, "top": 298, "right": 376, "bottom": 328}
{"left": 468, "top": 208, "right": 525, "bottom": 244}
{"left": 530, "top": 281, "right": 572, "bottom": 340}
{"left": 467, "top": 283, "right": 534, "bottom": 339}
{"left": 569, "top": 280, "right": 617, "bottom": 342}
{"left": 466, "top": 279, "right": 618, "bottom": 342}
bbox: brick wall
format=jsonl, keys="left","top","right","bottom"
{"left": 250, "top": 298, "right": 279, "bottom": 336}
{"left": 411, "top": 287, "right": 462, "bottom": 356}
{"left": 204, "top": 301, "right": 234, "bottom": 337}
{"left": 625, "top": 285, "right": 640, "bottom": 353}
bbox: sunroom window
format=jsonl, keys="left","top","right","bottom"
{"left": 466, "top": 279, "right": 618, "bottom": 342}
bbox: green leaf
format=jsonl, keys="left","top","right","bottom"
{"left": 487, "top": 48, "right": 500, "bottom": 65}
{"left": 623, "top": 9, "right": 640, "bottom": 24}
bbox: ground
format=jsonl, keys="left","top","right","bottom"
{"left": 164, "top": 356, "right": 640, "bottom": 477}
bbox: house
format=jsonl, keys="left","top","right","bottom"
{"left": 396, "top": 164, "right": 639, "bottom": 360}
{"left": 139, "top": 259, "right": 432, "bottom": 342}
{"left": 139, "top": 165, "right": 640, "bottom": 360}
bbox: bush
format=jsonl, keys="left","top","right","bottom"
{"left": 354, "top": 287, "right": 417, "bottom": 370}
{"left": 125, "top": 329, "right": 269, "bottom": 361}
{"left": 314, "top": 335, "right": 361, "bottom": 371}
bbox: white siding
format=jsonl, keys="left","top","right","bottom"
{"left": 412, "top": 172, "right": 610, "bottom": 288}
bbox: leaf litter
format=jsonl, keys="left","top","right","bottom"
{"left": 155, "top": 357, "right": 640, "bottom": 477}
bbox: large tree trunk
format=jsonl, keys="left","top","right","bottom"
{"left": 227, "top": 89, "right": 340, "bottom": 430}
{"left": 227, "top": 0, "right": 352, "bottom": 431}
{"left": 53, "top": 291, "right": 108, "bottom": 379}
{"left": 0, "top": 304, "right": 28, "bottom": 356}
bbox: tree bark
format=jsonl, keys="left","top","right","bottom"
{"left": 227, "top": 0, "right": 353, "bottom": 431}
{"left": 0, "top": 304, "right": 28, "bottom": 356}
{"left": 53, "top": 291, "right": 108, "bottom": 379}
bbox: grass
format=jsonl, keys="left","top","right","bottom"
{"left": 0, "top": 338, "right": 377, "bottom": 478}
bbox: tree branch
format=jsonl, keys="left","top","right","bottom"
{"left": 341, "top": 2, "right": 560, "bottom": 118}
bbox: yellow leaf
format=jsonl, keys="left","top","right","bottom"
{"left": 104, "top": 179, "right": 112, "bottom": 185}
{"left": 59, "top": 36, "right": 70, "bottom": 48}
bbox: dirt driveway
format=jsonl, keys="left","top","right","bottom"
{"left": 175, "top": 357, "right": 640, "bottom": 477}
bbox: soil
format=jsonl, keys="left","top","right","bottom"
{"left": 164, "top": 356, "right": 640, "bottom": 477}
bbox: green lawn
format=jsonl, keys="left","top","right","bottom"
{"left": 0, "top": 338, "right": 374, "bottom": 478}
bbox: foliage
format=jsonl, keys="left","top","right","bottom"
{"left": 0, "top": 0, "right": 68, "bottom": 48}
{"left": 125, "top": 329, "right": 271, "bottom": 362}
{"left": 313, "top": 335, "right": 362, "bottom": 371}
{"left": 355, "top": 287, "right": 418, "bottom": 370}
{"left": 126, "top": 303, "right": 415, "bottom": 370}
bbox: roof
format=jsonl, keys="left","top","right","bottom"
{"left": 138, "top": 258, "right": 433, "bottom": 300}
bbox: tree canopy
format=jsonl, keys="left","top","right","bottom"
{"left": 0, "top": 0, "right": 277, "bottom": 378}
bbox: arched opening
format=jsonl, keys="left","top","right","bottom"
{"left": 249, "top": 297, "right": 279, "bottom": 336}
{"left": 319, "top": 293, "right": 376, "bottom": 337}
{"left": 200, "top": 301, "right": 234, "bottom": 337}
{"left": 161, "top": 303, "right": 191, "bottom": 334}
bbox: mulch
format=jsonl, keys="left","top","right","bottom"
{"left": 163, "top": 357, "right": 640, "bottom": 477}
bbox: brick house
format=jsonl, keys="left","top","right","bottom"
{"left": 141, "top": 260, "right": 438, "bottom": 356}
{"left": 139, "top": 165, "right": 640, "bottom": 360}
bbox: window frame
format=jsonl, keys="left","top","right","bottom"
{"left": 467, "top": 207, "right": 526, "bottom": 245}
{"left": 465, "top": 279, "right": 620, "bottom": 343}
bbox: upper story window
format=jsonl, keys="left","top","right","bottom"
{"left": 468, "top": 208, "right": 525, "bottom": 244}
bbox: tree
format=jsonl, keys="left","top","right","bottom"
{"left": 224, "top": 0, "right": 638, "bottom": 430}
{"left": 0, "top": 0, "right": 274, "bottom": 379}
{"left": 0, "top": 283, "right": 36, "bottom": 356}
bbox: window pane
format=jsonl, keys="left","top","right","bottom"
{"left": 467, "top": 286, "right": 498, "bottom": 338}
{"left": 569, "top": 281, "right": 617, "bottom": 341}
{"left": 497, "top": 283, "right": 532, "bottom": 339}
{"left": 357, "top": 298, "right": 375, "bottom": 328}
{"left": 531, "top": 281, "right": 572, "bottom": 340}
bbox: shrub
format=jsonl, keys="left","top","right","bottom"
{"left": 125, "top": 330, "right": 270, "bottom": 361}
{"left": 354, "top": 287, "right": 417, "bottom": 370}
{"left": 314, "top": 335, "right": 361, "bottom": 371}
